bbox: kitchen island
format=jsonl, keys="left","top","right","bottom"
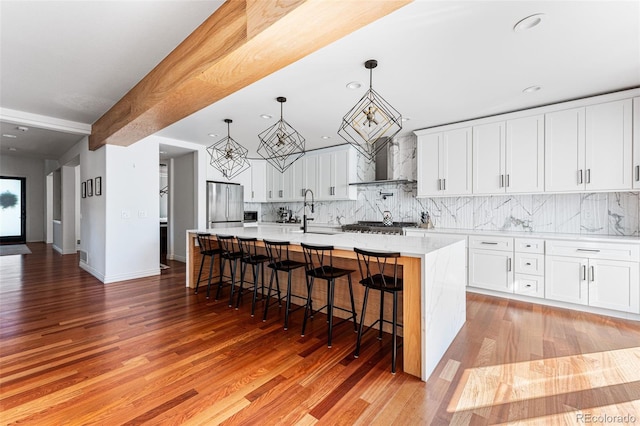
{"left": 186, "top": 226, "right": 466, "bottom": 381}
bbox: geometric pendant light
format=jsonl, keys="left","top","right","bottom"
{"left": 206, "top": 119, "right": 250, "bottom": 180}
{"left": 257, "top": 96, "right": 305, "bottom": 173}
{"left": 337, "top": 59, "right": 402, "bottom": 162}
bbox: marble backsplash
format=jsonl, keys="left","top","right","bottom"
{"left": 246, "top": 136, "right": 640, "bottom": 237}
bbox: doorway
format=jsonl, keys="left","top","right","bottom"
{"left": 0, "top": 176, "right": 26, "bottom": 244}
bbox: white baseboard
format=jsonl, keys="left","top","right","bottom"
{"left": 79, "top": 261, "right": 105, "bottom": 282}
{"left": 103, "top": 268, "right": 160, "bottom": 284}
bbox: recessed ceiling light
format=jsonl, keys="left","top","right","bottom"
{"left": 159, "top": 151, "right": 167, "bottom": 154}
{"left": 260, "top": 114, "right": 272, "bottom": 119}
{"left": 346, "top": 81, "right": 362, "bottom": 90}
{"left": 321, "top": 136, "right": 331, "bottom": 140}
{"left": 208, "top": 133, "right": 218, "bottom": 138}
{"left": 513, "top": 13, "right": 544, "bottom": 32}
{"left": 16, "top": 126, "right": 29, "bottom": 132}
{"left": 2, "top": 134, "right": 17, "bottom": 138}
{"left": 523, "top": 85, "right": 542, "bottom": 93}
{"left": 8, "top": 147, "right": 17, "bottom": 151}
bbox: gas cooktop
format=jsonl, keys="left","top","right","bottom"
{"left": 341, "top": 221, "right": 419, "bottom": 235}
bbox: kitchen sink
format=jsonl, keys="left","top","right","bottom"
{"left": 288, "top": 230, "right": 337, "bottom": 235}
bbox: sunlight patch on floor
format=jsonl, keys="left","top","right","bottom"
{"left": 447, "top": 346, "right": 640, "bottom": 413}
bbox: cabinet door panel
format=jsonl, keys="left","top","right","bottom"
{"left": 333, "top": 151, "right": 350, "bottom": 199}
{"left": 442, "top": 128, "right": 472, "bottom": 195}
{"left": 506, "top": 115, "right": 544, "bottom": 193}
{"left": 634, "top": 97, "right": 640, "bottom": 189}
{"left": 473, "top": 121, "right": 505, "bottom": 194}
{"left": 417, "top": 133, "right": 441, "bottom": 197}
{"left": 589, "top": 259, "right": 639, "bottom": 313}
{"left": 585, "top": 99, "right": 633, "bottom": 191}
{"left": 468, "top": 249, "right": 513, "bottom": 292}
{"left": 544, "top": 107, "right": 585, "bottom": 192}
{"left": 317, "top": 152, "right": 333, "bottom": 199}
{"left": 250, "top": 161, "right": 267, "bottom": 202}
{"left": 545, "top": 256, "right": 588, "bottom": 305}
{"left": 303, "top": 155, "right": 318, "bottom": 196}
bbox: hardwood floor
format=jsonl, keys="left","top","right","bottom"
{"left": 1, "top": 243, "right": 639, "bottom": 425}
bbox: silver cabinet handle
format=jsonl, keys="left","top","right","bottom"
{"left": 437, "top": 179, "right": 441, "bottom": 191}
{"left": 525, "top": 244, "right": 532, "bottom": 248}
{"left": 251, "top": 190, "right": 254, "bottom": 199}
{"left": 480, "top": 242, "right": 498, "bottom": 245}
{"left": 269, "top": 190, "right": 272, "bottom": 198}
{"left": 578, "top": 169, "right": 583, "bottom": 184}
{"left": 525, "top": 262, "right": 531, "bottom": 266}
{"left": 500, "top": 174, "right": 504, "bottom": 188}
{"left": 636, "top": 165, "right": 640, "bottom": 182}
{"left": 586, "top": 169, "right": 591, "bottom": 184}
{"left": 582, "top": 265, "right": 587, "bottom": 281}
{"left": 590, "top": 265, "right": 595, "bottom": 282}
{"left": 577, "top": 248, "right": 600, "bottom": 253}
{"left": 442, "top": 178, "right": 446, "bottom": 190}
{"left": 279, "top": 190, "right": 283, "bottom": 198}
{"left": 507, "top": 257, "right": 512, "bottom": 272}
{"left": 506, "top": 174, "right": 510, "bottom": 187}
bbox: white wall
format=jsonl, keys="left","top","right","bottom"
{"left": 59, "top": 164, "right": 77, "bottom": 254}
{"left": 103, "top": 137, "right": 159, "bottom": 283}
{"left": 171, "top": 152, "right": 196, "bottom": 262}
{"left": 0, "top": 154, "right": 45, "bottom": 241}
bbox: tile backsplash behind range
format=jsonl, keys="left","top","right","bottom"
{"left": 250, "top": 135, "right": 640, "bottom": 237}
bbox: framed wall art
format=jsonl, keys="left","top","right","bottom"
{"left": 95, "top": 177, "right": 102, "bottom": 196}
{"left": 81, "top": 181, "right": 86, "bottom": 198}
{"left": 87, "top": 179, "right": 93, "bottom": 197}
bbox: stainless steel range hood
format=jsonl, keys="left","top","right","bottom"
{"left": 350, "top": 138, "right": 415, "bottom": 186}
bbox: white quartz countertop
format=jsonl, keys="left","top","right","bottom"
{"left": 190, "top": 226, "right": 465, "bottom": 258}
{"left": 405, "top": 227, "right": 640, "bottom": 244}
{"left": 258, "top": 222, "right": 343, "bottom": 230}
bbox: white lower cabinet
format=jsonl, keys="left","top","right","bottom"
{"left": 545, "top": 240, "right": 640, "bottom": 314}
{"left": 468, "top": 236, "right": 513, "bottom": 292}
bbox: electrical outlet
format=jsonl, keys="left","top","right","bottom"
{"left": 138, "top": 210, "right": 147, "bottom": 218}
{"left": 121, "top": 210, "right": 130, "bottom": 219}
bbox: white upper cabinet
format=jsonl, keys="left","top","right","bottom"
{"left": 266, "top": 162, "right": 283, "bottom": 200}
{"left": 505, "top": 115, "right": 545, "bottom": 193}
{"left": 545, "top": 99, "right": 632, "bottom": 192}
{"left": 632, "top": 97, "right": 640, "bottom": 189}
{"left": 585, "top": 99, "right": 632, "bottom": 191}
{"left": 472, "top": 121, "right": 505, "bottom": 194}
{"left": 283, "top": 159, "right": 304, "bottom": 201}
{"left": 473, "top": 115, "right": 544, "bottom": 194}
{"left": 302, "top": 155, "right": 319, "bottom": 197}
{"left": 417, "top": 127, "right": 472, "bottom": 197}
{"left": 250, "top": 160, "right": 267, "bottom": 202}
{"left": 317, "top": 146, "right": 357, "bottom": 201}
{"left": 544, "top": 107, "right": 586, "bottom": 192}
{"left": 240, "top": 160, "right": 267, "bottom": 203}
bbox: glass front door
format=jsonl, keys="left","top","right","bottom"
{"left": 0, "top": 176, "right": 26, "bottom": 244}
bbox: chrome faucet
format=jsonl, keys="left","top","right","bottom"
{"left": 302, "top": 189, "right": 315, "bottom": 233}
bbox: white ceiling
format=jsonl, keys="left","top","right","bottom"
{"left": 1, "top": 1, "right": 639, "bottom": 161}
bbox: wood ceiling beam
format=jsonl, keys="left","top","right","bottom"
{"left": 89, "top": 0, "right": 412, "bottom": 151}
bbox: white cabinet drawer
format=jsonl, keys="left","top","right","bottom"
{"left": 546, "top": 240, "right": 640, "bottom": 262}
{"left": 514, "top": 274, "right": 544, "bottom": 298}
{"left": 515, "top": 253, "right": 544, "bottom": 276}
{"left": 515, "top": 238, "right": 544, "bottom": 254}
{"left": 469, "top": 235, "right": 513, "bottom": 252}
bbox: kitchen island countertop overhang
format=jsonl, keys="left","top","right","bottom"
{"left": 186, "top": 226, "right": 466, "bottom": 381}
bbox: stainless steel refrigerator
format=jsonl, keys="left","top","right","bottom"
{"left": 207, "top": 181, "right": 244, "bottom": 228}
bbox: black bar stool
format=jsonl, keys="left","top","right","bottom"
{"left": 216, "top": 234, "right": 243, "bottom": 306}
{"left": 353, "top": 247, "right": 403, "bottom": 374}
{"left": 262, "top": 240, "right": 308, "bottom": 330}
{"left": 236, "top": 237, "right": 270, "bottom": 317}
{"left": 300, "top": 243, "right": 357, "bottom": 348}
{"left": 194, "top": 233, "right": 222, "bottom": 299}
